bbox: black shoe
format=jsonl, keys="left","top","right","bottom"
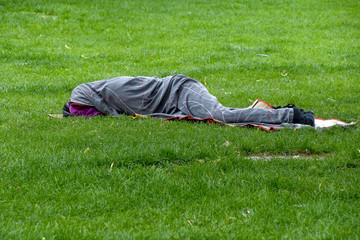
{"left": 300, "top": 112, "right": 315, "bottom": 126}
{"left": 292, "top": 107, "right": 315, "bottom": 126}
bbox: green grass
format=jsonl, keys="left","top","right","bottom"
{"left": 1, "top": 0, "right": 359, "bottom": 239}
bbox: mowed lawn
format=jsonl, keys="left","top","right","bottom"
{"left": 0, "top": 0, "right": 359, "bottom": 239}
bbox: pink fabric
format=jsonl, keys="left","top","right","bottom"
{"left": 69, "top": 101, "right": 104, "bottom": 117}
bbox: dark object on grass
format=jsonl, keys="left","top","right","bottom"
{"left": 274, "top": 104, "right": 315, "bottom": 126}
{"left": 62, "top": 100, "right": 71, "bottom": 117}
{"left": 293, "top": 107, "right": 315, "bottom": 126}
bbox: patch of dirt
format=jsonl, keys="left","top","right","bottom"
{"left": 244, "top": 153, "right": 330, "bottom": 161}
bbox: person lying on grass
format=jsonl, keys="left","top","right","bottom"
{"left": 63, "top": 74, "right": 315, "bottom": 126}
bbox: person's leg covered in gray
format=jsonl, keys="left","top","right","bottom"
{"left": 177, "top": 81, "right": 294, "bottom": 124}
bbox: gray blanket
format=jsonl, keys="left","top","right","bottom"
{"left": 70, "top": 74, "right": 295, "bottom": 127}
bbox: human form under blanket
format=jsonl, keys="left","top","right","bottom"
{"left": 62, "top": 74, "right": 316, "bottom": 127}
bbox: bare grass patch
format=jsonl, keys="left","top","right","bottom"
{"left": 245, "top": 152, "right": 331, "bottom": 161}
